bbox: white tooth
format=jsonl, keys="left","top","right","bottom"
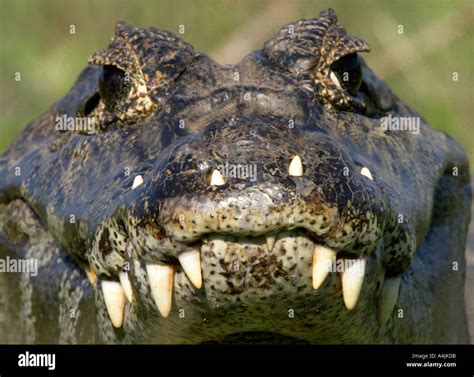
{"left": 312, "top": 245, "right": 337, "bottom": 289}
{"left": 341, "top": 257, "right": 366, "bottom": 310}
{"left": 101, "top": 280, "right": 126, "bottom": 328}
{"left": 210, "top": 169, "right": 225, "bottom": 186}
{"left": 360, "top": 167, "right": 373, "bottom": 181}
{"left": 146, "top": 263, "right": 175, "bottom": 317}
{"left": 329, "top": 71, "right": 342, "bottom": 89}
{"left": 132, "top": 175, "right": 144, "bottom": 189}
{"left": 266, "top": 234, "right": 276, "bottom": 252}
{"left": 85, "top": 267, "right": 97, "bottom": 286}
{"left": 288, "top": 155, "right": 303, "bottom": 176}
{"left": 378, "top": 276, "right": 401, "bottom": 325}
{"left": 119, "top": 272, "right": 133, "bottom": 303}
{"left": 178, "top": 248, "right": 202, "bottom": 289}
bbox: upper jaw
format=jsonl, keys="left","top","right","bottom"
{"left": 153, "top": 177, "right": 388, "bottom": 254}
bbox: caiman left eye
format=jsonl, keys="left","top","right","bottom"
{"left": 98, "top": 65, "right": 132, "bottom": 110}
{"left": 329, "top": 53, "right": 362, "bottom": 95}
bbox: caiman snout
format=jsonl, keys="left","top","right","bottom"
{"left": 153, "top": 116, "right": 386, "bottom": 252}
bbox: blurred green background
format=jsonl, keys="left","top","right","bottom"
{"left": 1, "top": 0, "right": 473, "bottom": 161}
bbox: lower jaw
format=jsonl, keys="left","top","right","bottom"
{"left": 108, "top": 231, "right": 389, "bottom": 343}
{"left": 196, "top": 230, "right": 384, "bottom": 314}
{"left": 120, "top": 254, "right": 385, "bottom": 344}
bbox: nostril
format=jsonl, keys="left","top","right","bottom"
{"left": 288, "top": 155, "right": 304, "bottom": 176}
{"left": 209, "top": 169, "right": 225, "bottom": 186}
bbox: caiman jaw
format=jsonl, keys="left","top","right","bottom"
{"left": 93, "top": 155, "right": 404, "bottom": 337}
{"left": 99, "top": 230, "right": 400, "bottom": 332}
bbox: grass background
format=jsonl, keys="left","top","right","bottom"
{"left": 0, "top": 0, "right": 472, "bottom": 161}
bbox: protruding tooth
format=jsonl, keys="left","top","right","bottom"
{"left": 312, "top": 245, "right": 337, "bottom": 289}
{"left": 210, "top": 169, "right": 225, "bottom": 186}
{"left": 178, "top": 248, "right": 202, "bottom": 289}
{"left": 329, "top": 71, "right": 342, "bottom": 89}
{"left": 288, "top": 155, "right": 303, "bottom": 176}
{"left": 146, "top": 263, "right": 175, "bottom": 317}
{"left": 119, "top": 272, "right": 133, "bottom": 303}
{"left": 132, "top": 175, "right": 144, "bottom": 189}
{"left": 266, "top": 234, "right": 276, "bottom": 252}
{"left": 360, "top": 167, "right": 373, "bottom": 181}
{"left": 101, "top": 280, "right": 126, "bottom": 328}
{"left": 341, "top": 257, "right": 366, "bottom": 310}
{"left": 378, "top": 276, "right": 401, "bottom": 325}
{"left": 85, "top": 267, "right": 97, "bottom": 286}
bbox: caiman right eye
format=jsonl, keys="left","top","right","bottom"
{"left": 98, "top": 65, "right": 131, "bottom": 111}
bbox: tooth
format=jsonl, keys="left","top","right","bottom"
{"left": 266, "top": 234, "right": 276, "bottom": 252}
{"left": 119, "top": 271, "right": 133, "bottom": 303}
{"left": 360, "top": 167, "right": 373, "bottom": 181}
{"left": 330, "top": 71, "right": 342, "bottom": 89}
{"left": 132, "top": 175, "right": 144, "bottom": 189}
{"left": 312, "top": 245, "right": 337, "bottom": 289}
{"left": 146, "top": 263, "right": 175, "bottom": 317}
{"left": 210, "top": 169, "right": 225, "bottom": 186}
{"left": 101, "top": 280, "right": 126, "bottom": 328}
{"left": 341, "top": 257, "right": 366, "bottom": 310}
{"left": 288, "top": 155, "right": 303, "bottom": 176}
{"left": 85, "top": 266, "right": 97, "bottom": 286}
{"left": 378, "top": 276, "right": 401, "bottom": 325}
{"left": 178, "top": 248, "right": 202, "bottom": 289}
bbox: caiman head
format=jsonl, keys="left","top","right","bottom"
{"left": 0, "top": 9, "right": 470, "bottom": 344}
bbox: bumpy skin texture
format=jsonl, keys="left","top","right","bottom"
{"left": 0, "top": 9, "right": 471, "bottom": 344}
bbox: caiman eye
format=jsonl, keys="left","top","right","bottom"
{"left": 98, "top": 65, "right": 131, "bottom": 110}
{"left": 329, "top": 53, "right": 362, "bottom": 95}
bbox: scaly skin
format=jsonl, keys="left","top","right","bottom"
{"left": 0, "top": 9, "right": 470, "bottom": 344}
